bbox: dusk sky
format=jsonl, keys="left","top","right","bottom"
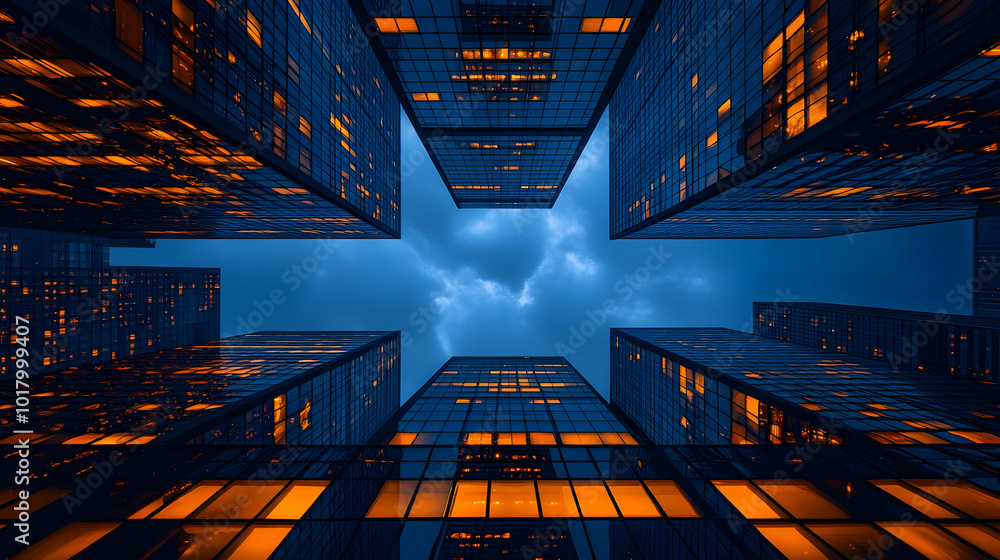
{"left": 113, "top": 111, "right": 973, "bottom": 401}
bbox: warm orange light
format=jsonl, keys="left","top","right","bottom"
{"left": 153, "top": 481, "right": 226, "bottom": 519}
{"left": 411, "top": 92, "right": 441, "bottom": 101}
{"left": 366, "top": 480, "right": 418, "bottom": 518}
{"left": 712, "top": 481, "right": 786, "bottom": 519}
{"left": 755, "top": 524, "right": 831, "bottom": 560}
{"left": 374, "top": 17, "right": 418, "bottom": 33}
{"left": 756, "top": 481, "right": 849, "bottom": 519}
{"left": 9, "top": 522, "right": 119, "bottom": 559}
{"left": 409, "top": 480, "right": 452, "bottom": 517}
{"left": 197, "top": 482, "right": 283, "bottom": 520}
{"left": 573, "top": 481, "right": 618, "bottom": 517}
{"left": 537, "top": 481, "right": 580, "bottom": 518}
{"left": 644, "top": 481, "right": 699, "bottom": 517}
{"left": 608, "top": 481, "right": 660, "bottom": 517}
{"left": 220, "top": 524, "right": 293, "bottom": 560}
{"left": 871, "top": 480, "right": 958, "bottom": 519}
{"left": 449, "top": 481, "right": 488, "bottom": 517}
{"left": 489, "top": 481, "right": 539, "bottom": 517}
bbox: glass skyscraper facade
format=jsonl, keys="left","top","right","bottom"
{"left": 754, "top": 301, "right": 1000, "bottom": 381}
{"left": 612, "top": 328, "right": 1000, "bottom": 447}
{"left": 2, "top": 331, "right": 399, "bottom": 446}
{"left": 610, "top": 1, "right": 1000, "bottom": 238}
{"left": 0, "top": 0, "right": 399, "bottom": 238}
{"left": 7, "top": 353, "right": 1000, "bottom": 558}
{"left": 0, "top": 226, "right": 220, "bottom": 377}
{"left": 359, "top": 1, "right": 655, "bottom": 207}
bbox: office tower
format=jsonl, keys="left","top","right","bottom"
{"left": 360, "top": 1, "right": 656, "bottom": 207}
{"left": 611, "top": 328, "right": 1000, "bottom": 446}
{"left": 974, "top": 213, "right": 1000, "bottom": 318}
{"left": 0, "top": 226, "right": 219, "bottom": 377}
{"left": 610, "top": 1, "right": 1000, "bottom": 238}
{"left": 753, "top": 301, "right": 1000, "bottom": 381}
{"left": 0, "top": 0, "right": 399, "bottom": 238}
{"left": 7, "top": 331, "right": 399, "bottom": 446}
{"left": 9, "top": 354, "right": 1000, "bottom": 559}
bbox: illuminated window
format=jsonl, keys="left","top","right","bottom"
{"left": 756, "top": 481, "right": 848, "bottom": 518}
{"left": 904, "top": 480, "right": 1000, "bottom": 519}
{"left": 580, "top": 17, "right": 631, "bottom": 33}
{"left": 262, "top": 481, "right": 329, "bottom": 519}
{"left": 644, "top": 481, "right": 699, "bottom": 517}
{"left": 537, "top": 481, "right": 580, "bottom": 517}
{"left": 273, "top": 394, "right": 286, "bottom": 444}
{"left": 871, "top": 480, "right": 959, "bottom": 518}
{"left": 560, "top": 433, "right": 603, "bottom": 445}
{"left": 449, "top": 481, "right": 488, "bottom": 517}
{"left": 246, "top": 10, "right": 263, "bottom": 48}
{"left": 608, "top": 481, "right": 660, "bottom": 517}
{"left": 10, "top": 522, "right": 120, "bottom": 559}
{"left": 366, "top": 480, "right": 418, "bottom": 518}
{"left": 153, "top": 481, "right": 226, "bottom": 518}
{"left": 706, "top": 132, "right": 718, "bottom": 148}
{"left": 496, "top": 432, "right": 527, "bottom": 445}
{"left": 712, "top": 481, "right": 787, "bottom": 519}
{"left": 573, "top": 481, "right": 618, "bottom": 517}
{"left": 409, "top": 480, "right": 452, "bottom": 517}
{"left": 196, "top": 482, "right": 284, "bottom": 520}
{"left": 299, "top": 117, "right": 311, "bottom": 139}
{"left": 718, "top": 99, "right": 731, "bottom": 117}
{"left": 489, "top": 481, "right": 539, "bottom": 517}
{"left": 807, "top": 523, "right": 887, "bottom": 557}
{"left": 878, "top": 522, "right": 983, "bottom": 559}
{"left": 941, "top": 525, "right": 1000, "bottom": 556}
{"left": 388, "top": 432, "right": 416, "bottom": 445}
{"left": 114, "top": 0, "right": 143, "bottom": 59}
{"left": 528, "top": 432, "right": 556, "bottom": 445}
{"left": 755, "top": 524, "right": 833, "bottom": 559}
{"left": 171, "top": 0, "right": 195, "bottom": 89}
{"left": 220, "top": 524, "right": 293, "bottom": 559}
{"left": 374, "top": 18, "right": 418, "bottom": 33}
{"left": 411, "top": 93, "right": 441, "bottom": 101}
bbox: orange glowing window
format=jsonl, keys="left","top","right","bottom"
{"left": 877, "top": 522, "right": 983, "bottom": 560}
{"left": 409, "top": 480, "right": 453, "bottom": 517}
{"left": 153, "top": 481, "right": 226, "bottom": 519}
{"left": 220, "top": 524, "right": 293, "bottom": 560}
{"left": 529, "top": 432, "right": 556, "bottom": 445}
{"left": 92, "top": 433, "right": 137, "bottom": 445}
{"left": 489, "top": 481, "right": 539, "bottom": 517}
{"left": 706, "top": 131, "right": 718, "bottom": 148}
{"left": 389, "top": 432, "right": 417, "bottom": 445}
{"left": 619, "top": 433, "right": 639, "bottom": 445}
{"left": 411, "top": 92, "right": 441, "bottom": 101}
{"left": 10, "top": 522, "right": 120, "bottom": 559}
{"left": 718, "top": 99, "right": 731, "bottom": 117}
{"left": 374, "top": 17, "right": 418, "bottom": 33}
{"left": 948, "top": 431, "right": 1000, "bottom": 444}
{"left": 806, "top": 523, "right": 887, "bottom": 556}
{"left": 644, "top": 481, "right": 699, "bottom": 517}
{"left": 871, "top": 481, "right": 958, "bottom": 519}
{"left": 755, "top": 524, "right": 832, "bottom": 560}
{"left": 598, "top": 432, "right": 625, "bottom": 445}
{"left": 262, "top": 481, "right": 328, "bottom": 519}
{"left": 464, "top": 432, "right": 492, "bottom": 446}
{"left": 560, "top": 433, "right": 603, "bottom": 445}
{"left": 449, "top": 481, "right": 488, "bottom": 517}
{"left": 942, "top": 525, "right": 1000, "bottom": 556}
{"left": 366, "top": 480, "right": 418, "bottom": 518}
{"left": 712, "top": 481, "right": 787, "bottom": 519}
{"left": 763, "top": 34, "right": 783, "bottom": 82}
{"left": 196, "top": 482, "right": 283, "bottom": 520}
{"left": 900, "top": 431, "right": 947, "bottom": 444}
{"left": 115, "top": 0, "right": 143, "bottom": 57}
{"left": 905, "top": 480, "right": 1000, "bottom": 519}
{"left": 246, "top": 10, "right": 263, "bottom": 48}
{"left": 756, "top": 481, "right": 848, "bottom": 519}
{"left": 497, "top": 432, "right": 527, "bottom": 445}
{"left": 580, "top": 17, "right": 631, "bottom": 33}
{"left": 608, "top": 481, "right": 660, "bottom": 517}
{"left": 63, "top": 433, "right": 104, "bottom": 445}
{"left": 573, "top": 481, "right": 618, "bottom": 517}
{"left": 537, "top": 481, "right": 580, "bottom": 518}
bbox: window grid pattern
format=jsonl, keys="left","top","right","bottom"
{"left": 754, "top": 301, "right": 1000, "bottom": 382}
{"left": 610, "top": 0, "right": 1000, "bottom": 239}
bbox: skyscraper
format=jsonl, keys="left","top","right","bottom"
{"left": 8, "top": 331, "right": 400, "bottom": 446}
{"left": 0, "top": 226, "right": 220, "bottom": 377}
{"left": 358, "top": 1, "right": 657, "bottom": 207}
{"left": 9, "top": 353, "right": 1000, "bottom": 558}
{"left": 611, "top": 327, "right": 1000, "bottom": 446}
{"left": 0, "top": 0, "right": 399, "bottom": 238}
{"left": 610, "top": 1, "right": 1000, "bottom": 239}
{"left": 753, "top": 301, "right": 1000, "bottom": 381}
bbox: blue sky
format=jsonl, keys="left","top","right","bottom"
{"left": 113, "top": 111, "right": 973, "bottom": 401}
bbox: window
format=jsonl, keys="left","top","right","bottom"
{"left": 171, "top": 0, "right": 195, "bottom": 89}
{"left": 374, "top": 18, "right": 418, "bottom": 33}
{"left": 115, "top": 0, "right": 143, "bottom": 59}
